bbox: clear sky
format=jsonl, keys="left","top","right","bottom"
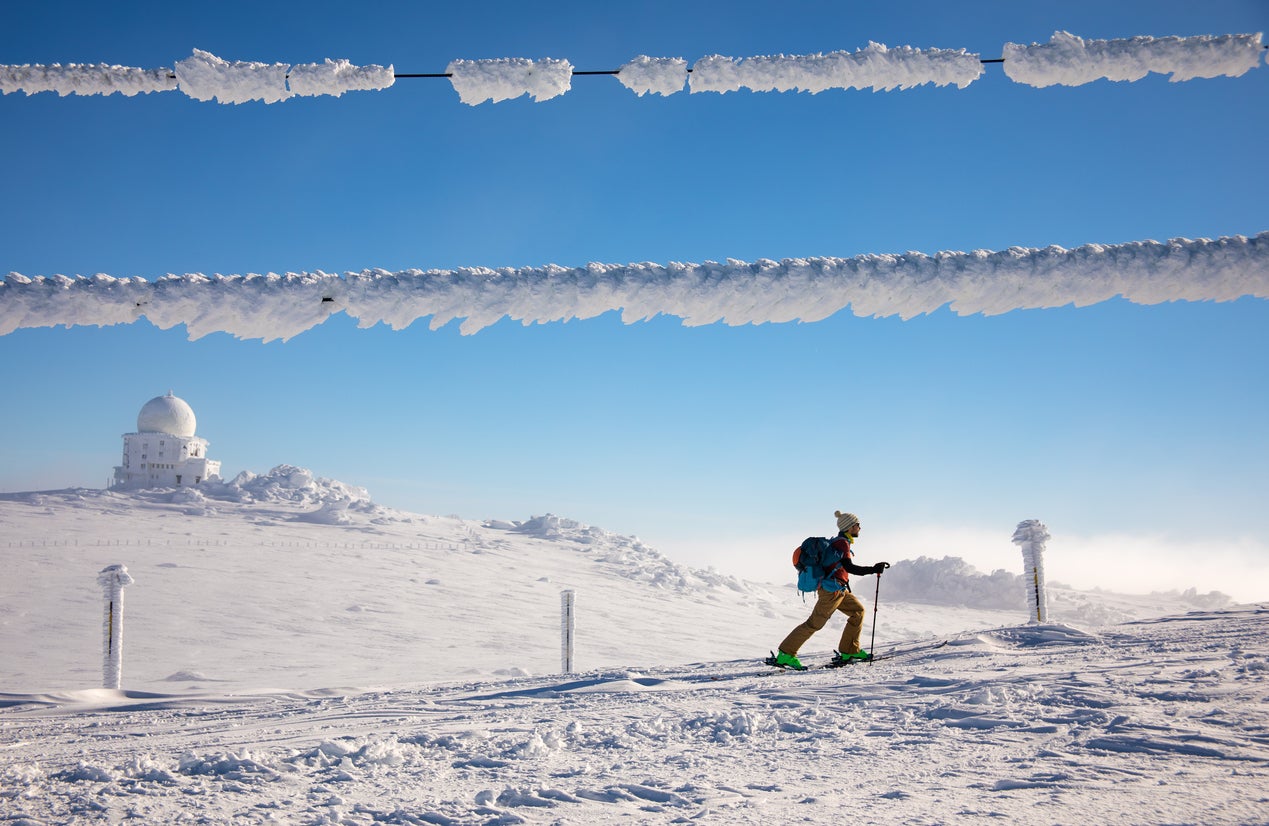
{"left": 2, "top": 1, "right": 1267, "bottom": 601}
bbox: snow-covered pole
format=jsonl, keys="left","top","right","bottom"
{"left": 1011, "top": 520, "right": 1050, "bottom": 624}
{"left": 97, "top": 564, "right": 135, "bottom": 689}
{"left": 560, "top": 590, "right": 575, "bottom": 674}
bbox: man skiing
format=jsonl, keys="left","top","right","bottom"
{"left": 773, "top": 510, "right": 888, "bottom": 669}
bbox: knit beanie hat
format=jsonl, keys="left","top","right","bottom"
{"left": 835, "top": 510, "right": 860, "bottom": 533}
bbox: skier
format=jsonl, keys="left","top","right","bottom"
{"left": 773, "top": 511, "right": 888, "bottom": 669}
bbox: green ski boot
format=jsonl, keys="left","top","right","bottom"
{"left": 765, "top": 650, "right": 807, "bottom": 670}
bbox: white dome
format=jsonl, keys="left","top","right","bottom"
{"left": 137, "top": 392, "right": 197, "bottom": 437}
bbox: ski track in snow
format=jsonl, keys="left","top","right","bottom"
{"left": 2, "top": 609, "right": 1266, "bottom": 825}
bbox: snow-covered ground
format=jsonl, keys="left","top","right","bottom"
{"left": 1, "top": 470, "right": 1264, "bottom": 824}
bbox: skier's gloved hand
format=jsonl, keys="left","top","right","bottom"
{"left": 872, "top": 562, "right": 890, "bottom": 575}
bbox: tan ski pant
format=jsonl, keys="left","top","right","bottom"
{"left": 779, "top": 587, "right": 867, "bottom": 656}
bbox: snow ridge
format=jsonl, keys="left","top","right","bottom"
{"left": 2, "top": 232, "right": 1266, "bottom": 342}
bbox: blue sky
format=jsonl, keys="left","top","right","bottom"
{"left": 2, "top": 1, "right": 1267, "bottom": 601}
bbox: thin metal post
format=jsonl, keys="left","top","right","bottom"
{"left": 560, "top": 590, "right": 575, "bottom": 674}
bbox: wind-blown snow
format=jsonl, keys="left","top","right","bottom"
{"left": 2, "top": 232, "right": 1266, "bottom": 342}
{"left": 1004, "top": 31, "right": 1264, "bottom": 87}
{"left": 447, "top": 57, "right": 574, "bottom": 105}
{"left": 0, "top": 63, "right": 176, "bottom": 96}
{"left": 616, "top": 56, "right": 689, "bottom": 96}
{"left": 689, "top": 43, "right": 983, "bottom": 94}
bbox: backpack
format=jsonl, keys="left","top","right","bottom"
{"left": 791, "top": 536, "right": 845, "bottom": 593}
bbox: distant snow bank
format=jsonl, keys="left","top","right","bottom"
{"left": 3, "top": 232, "right": 1265, "bottom": 342}
{"left": 0, "top": 482, "right": 1234, "bottom": 622}
{"left": 1, "top": 32, "right": 1261, "bottom": 100}
{"left": 167, "top": 465, "right": 378, "bottom": 523}
{"left": 494, "top": 514, "right": 759, "bottom": 595}
{"left": 205, "top": 464, "right": 372, "bottom": 506}
{"left": 883, "top": 555, "right": 1230, "bottom": 624}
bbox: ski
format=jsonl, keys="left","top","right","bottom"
{"left": 762, "top": 651, "right": 808, "bottom": 671}
{"left": 833, "top": 639, "right": 949, "bottom": 665}
{"left": 763, "top": 640, "right": 948, "bottom": 671}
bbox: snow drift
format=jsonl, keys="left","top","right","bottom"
{"left": 2, "top": 232, "right": 1266, "bottom": 342}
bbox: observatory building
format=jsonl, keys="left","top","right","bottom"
{"left": 111, "top": 392, "right": 221, "bottom": 489}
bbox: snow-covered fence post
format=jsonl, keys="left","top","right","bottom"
{"left": 97, "top": 564, "right": 135, "bottom": 689}
{"left": 560, "top": 590, "right": 575, "bottom": 674}
{"left": 1011, "top": 520, "right": 1050, "bottom": 624}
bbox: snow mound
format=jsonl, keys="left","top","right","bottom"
{"left": 883, "top": 555, "right": 1231, "bottom": 626}
{"left": 884, "top": 555, "right": 1027, "bottom": 610}
{"left": 203, "top": 465, "right": 371, "bottom": 506}
{"left": 977, "top": 623, "right": 1101, "bottom": 648}
{"left": 501, "top": 514, "right": 760, "bottom": 594}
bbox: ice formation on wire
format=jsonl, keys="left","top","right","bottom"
{"left": 0, "top": 33, "right": 1262, "bottom": 101}
{"left": 0, "top": 63, "right": 176, "bottom": 96}
{"left": 287, "top": 58, "right": 395, "bottom": 97}
{"left": 2, "top": 233, "right": 1265, "bottom": 343}
{"left": 447, "top": 57, "right": 574, "bottom": 105}
{"left": 175, "top": 49, "right": 291, "bottom": 104}
{"left": 689, "top": 43, "right": 984, "bottom": 93}
{"left": 616, "top": 56, "right": 689, "bottom": 96}
{"left": 1003, "top": 31, "right": 1264, "bottom": 87}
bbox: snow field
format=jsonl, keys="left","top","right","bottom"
{"left": 0, "top": 472, "right": 1259, "bottom": 823}
{"left": 2, "top": 610, "right": 1265, "bottom": 824}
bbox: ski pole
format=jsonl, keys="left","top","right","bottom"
{"left": 868, "top": 563, "right": 889, "bottom": 666}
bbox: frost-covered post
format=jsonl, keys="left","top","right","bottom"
{"left": 97, "top": 564, "right": 135, "bottom": 689}
{"left": 1011, "top": 520, "right": 1050, "bottom": 624}
{"left": 560, "top": 590, "right": 575, "bottom": 674}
